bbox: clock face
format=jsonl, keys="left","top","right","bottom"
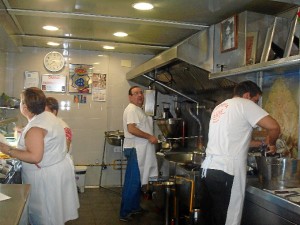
{"left": 44, "top": 51, "right": 65, "bottom": 72}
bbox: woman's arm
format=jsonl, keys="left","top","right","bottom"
{"left": 0, "top": 127, "right": 46, "bottom": 164}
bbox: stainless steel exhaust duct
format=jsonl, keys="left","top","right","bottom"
{"left": 127, "top": 26, "right": 236, "bottom": 95}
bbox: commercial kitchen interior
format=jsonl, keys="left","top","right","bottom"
{"left": 1, "top": 0, "right": 300, "bottom": 225}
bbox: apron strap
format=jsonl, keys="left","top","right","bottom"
{"left": 201, "top": 155, "right": 212, "bottom": 178}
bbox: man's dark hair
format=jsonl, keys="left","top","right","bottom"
{"left": 233, "top": 81, "right": 262, "bottom": 98}
{"left": 128, "top": 86, "right": 140, "bottom": 95}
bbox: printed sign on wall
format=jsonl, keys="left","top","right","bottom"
{"left": 41, "top": 75, "right": 66, "bottom": 92}
{"left": 92, "top": 73, "right": 107, "bottom": 101}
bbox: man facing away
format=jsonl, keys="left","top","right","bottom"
{"left": 199, "top": 80, "right": 280, "bottom": 225}
{"left": 119, "top": 86, "right": 158, "bottom": 222}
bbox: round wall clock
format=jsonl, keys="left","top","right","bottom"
{"left": 43, "top": 51, "right": 65, "bottom": 72}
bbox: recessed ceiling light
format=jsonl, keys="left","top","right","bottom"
{"left": 98, "top": 54, "right": 104, "bottom": 57}
{"left": 103, "top": 46, "right": 115, "bottom": 50}
{"left": 43, "top": 25, "right": 59, "bottom": 31}
{"left": 47, "top": 42, "right": 60, "bottom": 46}
{"left": 113, "top": 32, "right": 128, "bottom": 37}
{"left": 65, "top": 33, "right": 72, "bottom": 37}
{"left": 132, "top": 2, "right": 153, "bottom": 10}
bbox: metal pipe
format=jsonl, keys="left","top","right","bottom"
{"left": 175, "top": 176, "right": 195, "bottom": 213}
{"left": 142, "top": 74, "right": 198, "bottom": 104}
{"left": 186, "top": 103, "right": 204, "bottom": 150}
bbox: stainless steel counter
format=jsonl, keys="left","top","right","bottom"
{"left": 0, "top": 184, "right": 30, "bottom": 225}
{"left": 242, "top": 179, "right": 300, "bottom": 225}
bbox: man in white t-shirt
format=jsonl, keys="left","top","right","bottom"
{"left": 200, "top": 81, "right": 280, "bottom": 225}
{"left": 119, "top": 86, "right": 158, "bottom": 222}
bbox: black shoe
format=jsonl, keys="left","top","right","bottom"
{"left": 119, "top": 215, "right": 133, "bottom": 222}
{"left": 131, "top": 208, "right": 147, "bottom": 215}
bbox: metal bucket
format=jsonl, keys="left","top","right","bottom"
{"left": 255, "top": 156, "right": 300, "bottom": 189}
{"left": 105, "top": 130, "right": 124, "bottom": 146}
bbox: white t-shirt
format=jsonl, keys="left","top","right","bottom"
{"left": 123, "top": 103, "right": 153, "bottom": 148}
{"left": 203, "top": 97, "right": 268, "bottom": 175}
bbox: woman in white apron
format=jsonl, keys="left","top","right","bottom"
{"left": 0, "top": 87, "right": 79, "bottom": 225}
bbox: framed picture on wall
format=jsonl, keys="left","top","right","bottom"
{"left": 246, "top": 32, "right": 258, "bottom": 65}
{"left": 220, "top": 15, "right": 238, "bottom": 53}
{"left": 69, "top": 64, "right": 93, "bottom": 93}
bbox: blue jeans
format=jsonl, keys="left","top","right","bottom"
{"left": 120, "top": 148, "right": 141, "bottom": 218}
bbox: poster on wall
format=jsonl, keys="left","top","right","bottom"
{"left": 41, "top": 74, "right": 66, "bottom": 92}
{"left": 24, "top": 71, "right": 40, "bottom": 89}
{"left": 69, "top": 64, "right": 93, "bottom": 93}
{"left": 92, "top": 73, "right": 107, "bottom": 101}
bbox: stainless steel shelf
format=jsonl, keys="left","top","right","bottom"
{"left": 209, "top": 54, "right": 300, "bottom": 79}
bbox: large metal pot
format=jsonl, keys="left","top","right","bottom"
{"left": 156, "top": 118, "right": 182, "bottom": 138}
{"left": 105, "top": 130, "right": 124, "bottom": 146}
{"left": 255, "top": 156, "right": 300, "bottom": 189}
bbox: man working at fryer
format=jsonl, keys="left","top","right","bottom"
{"left": 119, "top": 86, "right": 158, "bottom": 222}
{"left": 199, "top": 80, "right": 280, "bottom": 225}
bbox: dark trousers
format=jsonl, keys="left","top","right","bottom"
{"left": 119, "top": 148, "right": 141, "bottom": 218}
{"left": 199, "top": 169, "right": 234, "bottom": 225}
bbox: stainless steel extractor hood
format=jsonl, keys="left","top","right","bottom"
{"left": 126, "top": 26, "right": 236, "bottom": 96}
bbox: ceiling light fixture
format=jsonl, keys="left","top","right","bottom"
{"left": 103, "top": 45, "right": 115, "bottom": 50}
{"left": 47, "top": 42, "right": 60, "bottom": 46}
{"left": 43, "top": 25, "right": 59, "bottom": 31}
{"left": 113, "top": 32, "right": 128, "bottom": 37}
{"left": 132, "top": 2, "right": 154, "bottom": 10}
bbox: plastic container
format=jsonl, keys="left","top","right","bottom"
{"left": 75, "top": 166, "right": 87, "bottom": 193}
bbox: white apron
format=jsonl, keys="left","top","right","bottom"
{"left": 225, "top": 151, "right": 248, "bottom": 225}
{"left": 123, "top": 103, "right": 158, "bottom": 186}
{"left": 18, "top": 112, "right": 79, "bottom": 225}
{"left": 135, "top": 141, "right": 158, "bottom": 185}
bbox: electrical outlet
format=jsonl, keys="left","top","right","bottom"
{"left": 113, "top": 147, "right": 121, "bottom": 153}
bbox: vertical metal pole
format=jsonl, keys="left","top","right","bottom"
{"left": 99, "top": 137, "right": 107, "bottom": 187}
{"left": 120, "top": 138, "right": 123, "bottom": 187}
{"left": 165, "top": 186, "right": 170, "bottom": 225}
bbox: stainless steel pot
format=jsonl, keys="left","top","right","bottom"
{"left": 105, "top": 130, "right": 124, "bottom": 146}
{"left": 255, "top": 156, "right": 300, "bottom": 189}
{"left": 156, "top": 118, "right": 182, "bottom": 138}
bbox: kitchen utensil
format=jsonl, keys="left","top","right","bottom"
{"left": 144, "top": 89, "right": 156, "bottom": 116}
{"left": 255, "top": 156, "right": 300, "bottom": 189}
{"left": 174, "top": 101, "right": 181, "bottom": 118}
{"left": 162, "top": 102, "right": 173, "bottom": 119}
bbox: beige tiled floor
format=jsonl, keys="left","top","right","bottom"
{"left": 66, "top": 187, "right": 164, "bottom": 225}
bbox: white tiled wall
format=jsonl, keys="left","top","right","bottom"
{"left": 0, "top": 52, "right": 6, "bottom": 94}
{"left": 4, "top": 47, "right": 154, "bottom": 186}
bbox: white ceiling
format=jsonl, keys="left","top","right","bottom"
{"left": 0, "top": 0, "right": 298, "bottom": 55}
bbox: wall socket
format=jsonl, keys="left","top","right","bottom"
{"left": 113, "top": 147, "right": 121, "bottom": 153}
